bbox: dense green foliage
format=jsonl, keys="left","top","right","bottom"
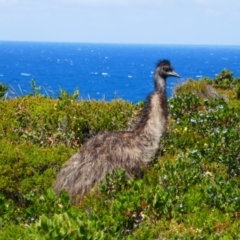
{"left": 0, "top": 83, "right": 8, "bottom": 99}
{"left": 0, "top": 70, "right": 239, "bottom": 239}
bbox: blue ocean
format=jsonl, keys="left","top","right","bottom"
{"left": 1, "top": 41, "right": 240, "bottom": 103}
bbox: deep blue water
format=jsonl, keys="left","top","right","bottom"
{"left": 1, "top": 41, "right": 240, "bottom": 103}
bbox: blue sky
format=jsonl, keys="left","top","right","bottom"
{"left": 0, "top": 0, "right": 239, "bottom": 45}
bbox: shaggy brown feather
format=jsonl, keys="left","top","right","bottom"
{"left": 54, "top": 59, "right": 180, "bottom": 203}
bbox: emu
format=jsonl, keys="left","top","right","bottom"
{"left": 54, "top": 60, "right": 180, "bottom": 203}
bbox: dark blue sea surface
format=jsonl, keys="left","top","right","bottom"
{"left": 1, "top": 41, "right": 240, "bottom": 103}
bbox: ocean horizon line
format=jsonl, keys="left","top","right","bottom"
{"left": 1, "top": 40, "right": 240, "bottom": 48}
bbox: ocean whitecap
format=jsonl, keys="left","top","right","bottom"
{"left": 21, "top": 73, "right": 31, "bottom": 76}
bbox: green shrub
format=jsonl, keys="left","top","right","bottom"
{"left": 0, "top": 83, "right": 8, "bottom": 99}
{"left": 0, "top": 74, "right": 239, "bottom": 239}
{"left": 236, "top": 83, "right": 240, "bottom": 99}
{"left": 0, "top": 93, "right": 134, "bottom": 238}
{"left": 214, "top": 69, "right": 234, "bottom": 89}
{"left": 175, "top": 69, "right": 240, "bottom": 101}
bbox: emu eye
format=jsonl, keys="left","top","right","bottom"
{"left": 163, "top": 67, "right": 170, "bottom": 72}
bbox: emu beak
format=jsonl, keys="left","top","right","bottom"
{"left": 169, "top": 71, "right": 180, "bottom": 78}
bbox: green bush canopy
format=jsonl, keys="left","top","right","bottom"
{"left": 0, "top": 71, "right": 239, "bottom": 239}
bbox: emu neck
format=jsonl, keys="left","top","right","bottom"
{"left": 142, "top": 92, "right": 167, "bottom": 137}
{"left": 154, "top": 73, "right": 166, "bottom": 94}
{"left": 133, "top": 74, "right": 168, "bottom": 142}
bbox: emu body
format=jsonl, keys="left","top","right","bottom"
{"left": 54, "top": 60, "right": 180, "bottom": 202}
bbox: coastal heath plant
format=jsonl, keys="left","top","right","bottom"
{"left": 235, "top": 83, "right": 240, "bottom": 99}
{"left": 214, "top": 69, "right": 233, "bottom": 89}
{"left": 56, "top": 88, "right": 80, "bottom": 110}
{"left": 1, "top": 73, "right": 240, "bottom": 239}
{"left": 0, "top": 83, "right": 8, "bottom": 99}
{"left": 30, "top": 79, "right": 41, "bottom": 96}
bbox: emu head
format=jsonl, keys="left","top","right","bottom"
{"left": 156, "top": 60, "right": 180, "bottom": 79}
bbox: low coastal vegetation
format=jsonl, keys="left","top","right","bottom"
{"left": 0, "top": 70, "right": 239, "bottom": 239}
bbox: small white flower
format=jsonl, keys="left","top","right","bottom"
{"left": 190, "top": 149, "right": 198, "bottom": 154}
